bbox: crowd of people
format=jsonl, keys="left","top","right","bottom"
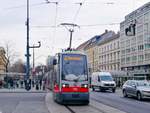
{"left": 0, "top": 77, "right": 45, "bottom": 90}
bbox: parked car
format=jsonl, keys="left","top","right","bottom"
{"left": 91, "top": 72, "right": 116, "bottom": 92}
{"left": 122, "top": 80, "right": 150, "bottom": 100}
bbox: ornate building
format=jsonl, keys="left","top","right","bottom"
{"left": 0, "top": 47, "right": 7, "bottom": 73}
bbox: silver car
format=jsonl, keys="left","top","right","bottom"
{"left": 122, "top": 80, "right": 150, "bottom": 100}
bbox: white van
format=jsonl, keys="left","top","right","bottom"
{"left": 91, "top": 72, "right": 116, "bottom": 93}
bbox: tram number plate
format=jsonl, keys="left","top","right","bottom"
{"left": 72, "top": 94, "right": 79, "bottom": 98}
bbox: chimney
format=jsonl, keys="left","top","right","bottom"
{"left": 105, "top": 29, "right": 108, "bottom": 33}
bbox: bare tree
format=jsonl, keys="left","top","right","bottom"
{"left": 9, "top": 59, "right": 26, "bottom": 73}
{"left": 4, "top": 41, "right": 19, "bottom": 72}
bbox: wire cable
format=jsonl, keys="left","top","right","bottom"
{"left": 73, "top": 0, "right": 86, "bottom": 23}
{"left": 52, "top": 2, "right": 58, "bottom": 51}
{"left": 5, "top": 2, "right": 49, "bottom": 10}
{"left": 32, "top": 22, "right": 120, "bottom": 28}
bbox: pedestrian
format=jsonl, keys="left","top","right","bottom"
{"left": 36, "top": 80, "right": 39, "bottom": 90}
{"left": 39, "top": 80, "right": 42, "bottom": 90}
{"left": 42, "top": 80, "right": 45, "bottom": 90}
{"left": 32, "top": 80, "right": 35, "bottom": 88}
{"left": 118, "top": 80, "right": 121, "bottom": 87}
{"left": 10, "top": 79, "right": 13, "bottom": 89}
{"left": 20, "top": 80, "right": 23, "bottom": 88}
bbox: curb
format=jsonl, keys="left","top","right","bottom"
{"left": 45, "top": 92, "right": 71, "bottom": 113}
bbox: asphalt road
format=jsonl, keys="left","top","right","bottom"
{"left": 90, "top": 89, "right": 150, "bottom": 113}
{"left": 0, "top": 92, "right": 49, "bottom": 113}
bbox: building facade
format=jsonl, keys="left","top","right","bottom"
{"left": 98, "top": 33, "right": 120, "bottom": 71}
{"left": 120, "top": 2, "right": 150, "bottom": 77}
{"left": 84, "top": 35, "right": 101, "bottom": 73}
{"left": 0, "top": 47, "right": 7, "bottom": 73}
{"left": 77, "top": 30, "right": 121, "bottom": 73}
{"left": 0, "top": 47, "right": 7, "bottom": 80}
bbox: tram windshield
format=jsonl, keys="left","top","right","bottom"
{"left": 62, "top": 54, "right": 88, "bottom": 81}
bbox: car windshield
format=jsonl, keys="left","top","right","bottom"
{"left": 136, "top": 81, "right": 150, "bottom": 87}
{"left": 100, "top": 76, "right": 113, "bottom": 81}
{"left": 62, "top": 54, "right": 88, "bottom": 81}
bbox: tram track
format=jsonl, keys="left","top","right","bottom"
{"left": 46, "top": 92, "right": 126, "bottom": 113}
{"left": 65, "top": 106, "right": 76, "bottom": 113}
{"left": 89, "top": 104, "right": 108, "bottom": 113}
{"left": 64, "top": 104, "right": 109, "bottom": 113}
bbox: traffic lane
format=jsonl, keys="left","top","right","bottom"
{"left": 0, "top": 93, "right": 49, "bottom": 113}
{"left": 90, "top": 89, "right": 150, "bottom": 113}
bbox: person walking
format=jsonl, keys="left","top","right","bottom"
{"left": 39, "top": 80, "right": 42, "bottom": 90}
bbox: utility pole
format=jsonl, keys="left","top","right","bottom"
{"left": 25, "top": 0, "right": 30, "bottom": 82}
{"left": 25, "top": 0, "right": 41, "bottom": 90}
{"left": 60, "top": 23, "right": 79, "bottom": 50}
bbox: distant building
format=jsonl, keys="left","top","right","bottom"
{"left": 98, "top": 32, "right": 120, "bottom": 72}
{"left": 0, "top": 47, "right": 7, "bottom": 80}
{"left": 84, "top": 35, "right": 101, "bottom": 72}
{"left": 120, "top": 2, "right": 150, "bottom": 77}
{"left": 76, "top": 30, "right": 120, "bottom": 73}
{"left": 76, "top": 40, "right": 90, "bottom": 52}
{"left": 0, "top": 47, "right": 7, "bottom": 72}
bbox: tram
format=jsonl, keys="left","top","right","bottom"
{"left": 51, "top": 50, "right": 89, "bottom": 105}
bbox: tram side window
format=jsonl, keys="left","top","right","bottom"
{"left": 56, "top": 55, "right": 60, "bottom": 84}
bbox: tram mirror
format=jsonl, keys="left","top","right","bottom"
{"left": 53, "top": 59, "right": 57, "bottom": 65}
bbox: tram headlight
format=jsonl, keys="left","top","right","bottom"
{"left": 62, "top": 84, "right": 66, "bottom": 88}
{"left": 62, "top": 84, "right": 69, "bottom": 88}
{"left": 82, "top": 84, "right": 88, "bottom": 88}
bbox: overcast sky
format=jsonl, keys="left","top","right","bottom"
{"left": 0, "top": 0, "right": 149, "bottom": 66}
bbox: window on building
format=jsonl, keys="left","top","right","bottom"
{"left": 110, "top": 44, "right": 112, "bottom": 50}
{"left": 145, "top": 53, "right": 150, "bottom": 60}
{"left": 138, "top": 55, "right": 144, "bottom": 62}
{"left": 131, "top": 37, "right": 136, "bottom": 45}
{"left": 137, "top": 34, "right": 143, "bottom": 43}
{"left": 126, "top": 48, "right": 131, "bottom": 53}
{"left": 126, "top": 40, "right": 130, "bottom": 47}
{"left": 107, "top": 45, "right": 109, "bottom": 51}
{"left": 137, "top": 25, "right": 143, "bottom": 34}
{"left": 120, "top": 41, "right": 125, "bottom": 48}
{"left": 114, "top": 43, "right": 116, "bottom": 49}
{"left": 132, "top": 56, "right": 137, "bottom": 62}
{"left": 145, "top": 44, "right": 150, "bottom": 49}
{"left": 121, "top": 50, "right": 125, "bottom": 55}
{"left": 131, "top": 46, "right": 136, "bottom": 52}
{"left": 126, "top": 57, "right": 131, "bottom": 63}
{"left": 144, "top": 36, "right": 150, "bottom": 43}
{"left": 138, "top": 45, "right": 144, "bottom": 51}
{"left": 144, "top": 12, "right": 149, "bottom": 21}
{"left": 117, "top": 41, "right": 119, "bottom": 48}
{"left": 121, "top": 58, "right": 125, "bottom": 64}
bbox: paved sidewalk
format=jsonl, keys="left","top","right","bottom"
{"left": 0, "top": 88, "right": 46, "bottom": 93}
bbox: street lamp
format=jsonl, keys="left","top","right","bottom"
{"left": 30, "top": 42, "right": 41, "bottom": 69}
